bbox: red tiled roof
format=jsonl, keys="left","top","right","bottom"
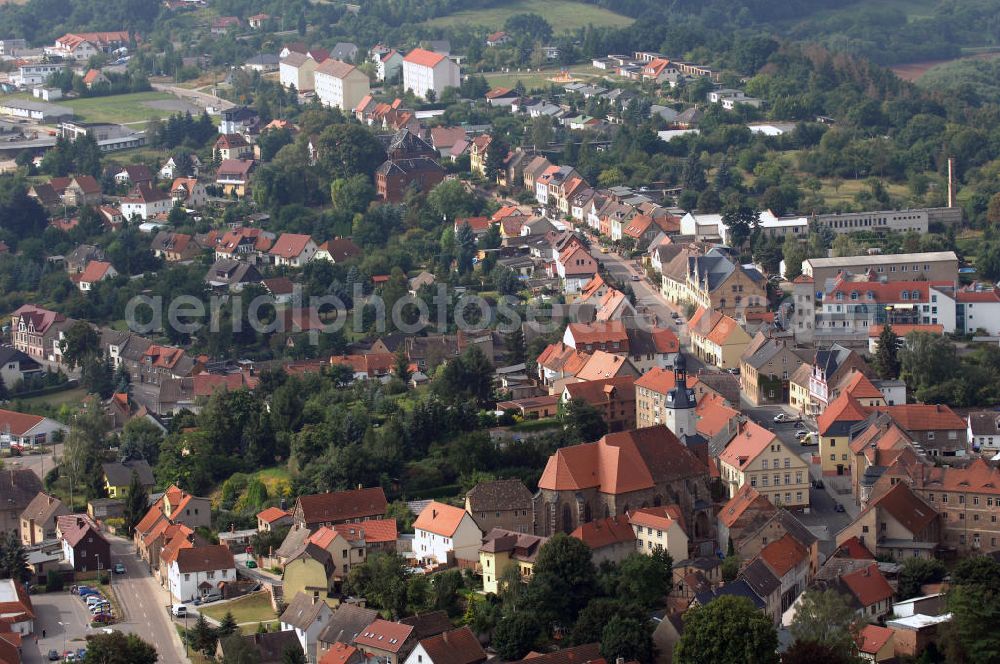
{"left": 759, "top": 532, "right": 808, "bottom": 577}
{"left": 321, "top": 642, "right": 360, "bottom": 664}
{"left": 855, "top": 624, "right": 893, "bottom": 655}
{"left": 414, "top": 501, "right": 467, "bottom": 537}
{"left": 79, "top": 260, "right": 114, "bottom": 284}
{"left": 841, "top": 563, "right": 893, "bottom": 607}
{"left": 719, "top": 484, "right": 774, "bottom": 528}
{"left": 404, "top": 48, "right": 445, "bottom": 68}
{"left": 0, "top": 408, "right": 45, "bottom": 437}
{"left": 566, "top": 320, "right": 628, "bottom": 346}
{"left": 174, "top": 544, "right": 235, "bottom": 574}
{"left": 836, "top": 536, "right": 875, "bottom": 560}
{"left": 538, "top": 425, "right": 706, "bottom": 494}
{"left": 258, "top": 507, "right": 291, "bottom": 523}
{"left": 415, "top": 627, "right": 485, "bottom": 664}
{"left": 354, "top": 619, "right": 413, "bottom": 653}
{"left": 865, "top": 482, "right": 937, "bottom": 535}
{"left": 269, "top": 233, "right": 314, "bottom": 259}
{"left": 868, "top": 324, "right": 944, "bottom": 338}
{"left": 695, "top": 393, "right": 738, "bottom": 438}
{"left": 57, "top": 514, "right": 105, "bottom": 547}
{"left": 719, "top": 421, "right": 778, "bottom": 471}
{"left": 873, "top": 404, "right": 965, "bottom": 432}
{"left": 956, "top": 289, "right": 1000, "bottom": 303}
{"left": 333, "top": 518, "right": 397, "bottom": 544}
{"left": 817, "top": 393, "right": 870, "bottom": 436}
{"left": 571, "top": 515, "right": 635, "bottom": 549}
{"left": 296, "top": 487, "right": 387, "bottom": 525}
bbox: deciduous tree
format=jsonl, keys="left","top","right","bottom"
{"left": 675, "top": 595, "right": 778, "bottom": 664}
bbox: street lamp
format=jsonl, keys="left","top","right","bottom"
{"left": 57, "top": 620, "right": 67, "bottom": 656}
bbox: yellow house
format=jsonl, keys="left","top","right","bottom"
{"left": 283, "top": 542, "right": 335, "bottom": 604}
{"left": 688, "top": 307, "right": 752, "bottom": 369}
{"left": 470, "top": 134, "right": 493, "bottom": 178}
{"left": 101, "top": 460, "right": 154, "bottom": 499}
{"left": 788, "top": 363, "right": 812, "bottom": 413}
{"left": 479, "top": 528, "right": 547, "bottom": 594}
{"left": 628, "top": 506, "right": 689, "bottom": 562}
{"left": 817, "top": 392, "right": 870, "bottom": 476}
{"left": 718, "top": 421, "right": 811, "bottom": 511}
{"left": 856, "top": 624, "right": 895, "bottom": 663}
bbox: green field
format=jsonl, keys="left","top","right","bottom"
{"left": 423, "top": 0, "right": 633, "bottom": 32}
{"left": 1, "top": 90, "right": 191, "bottom": 125}
{"left": 482, "top": 64, "right": 605, "bottom": 91}
{"left": 17, "top": 386, "right": 89, "bottom": 409}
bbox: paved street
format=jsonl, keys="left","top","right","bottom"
{"left": 6, "top": 445, "right": 61, "bottom": 482}
{"left": 106, "top": 536, "right": 189, "bottom": 663}
{"left": 20, "top": 537, "right": 186, "bottom": 663}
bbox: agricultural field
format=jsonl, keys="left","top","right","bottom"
{"left": 423, "top": 0, "right": 633, "bottom": 32}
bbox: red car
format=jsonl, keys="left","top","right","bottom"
{"left": 91, "top": 613, "right": 114, "bottom": 624}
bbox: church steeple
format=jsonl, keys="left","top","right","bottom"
{"left": 666, "top": 352, "right": 697, "bottom": 439}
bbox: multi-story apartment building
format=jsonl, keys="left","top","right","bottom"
{"left": 402, "top": 48, "right": 460, "bottom": 99}
{"left": 802, "top": 251, "right": 958, "bottom": 287}
{"left": 314, "top": 59, "right": 370, "bottom": 111}
{"left": 718, "top": 421, "right": 811, "bottom": 511}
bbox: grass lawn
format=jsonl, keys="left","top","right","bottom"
{"left": 255, "top": 467, "right": 292, "bottom": 495}
{"left": 17, "top": 386, "right": 89, "bottom": 409}
{"left": 200, "top": 591, "right": 277, "bottom": 625}
{"left": 817, "top": 177, "right": 909, "bottom": 207}
{"left": 423, "top": 0, "right": 633, "bottom": 32}
{"left": 62, "top": 91, "right": 181, "bottom": 124}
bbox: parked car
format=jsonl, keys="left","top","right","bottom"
{"left": 91, "top": 613, "right": 115, "bottom": 624}
{"left": 834, "top": 503, "right": 846, "bottom": 513}
{"left": 800, "top": 433, "right": 816, "bottom": 445}
{"left": 77, "top": 586, "right": 96, "bottom": 596}
{"left": 795, "top": 429, "right": 809, "bottom": 440}
{"left": 630, "top": 275, "right": 640, "bottom": 281}
{"left": 171, "top": 604, "right": 187, "bottom": 617}
{"left": 773, "top": 413, "right": 790, "bottom": 423}
{"left": 89, "top": 603, "right": 111, "bottom": 614}
{"left": 48, "top": 650, "right": 60, "bottom": 661}
{"left": 113, "top": 563, "right": 126, "bottom": 574}
{"left": 245, "top": 560, "right": 257, "bottom": 569}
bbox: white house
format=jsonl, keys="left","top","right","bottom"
{"left": 159, "top": 155, "right": 201, "bottom": 180}
{"left": 279, "top": 53, "right": 318, "bottom": 92}
{"left": 269, "top": 233, "right": 318, "bottom": 268}
{"left": 628, "top": 507, "right": 689, "bottom": 563}
{"left": 402, "top": 48, "right": 460, "bottom": 100}
{"left": 279, "top": 592, "right": 334, "bottom": 656}
{"left": 77, "top": 261, "right": 117, "bottom": 292}
{"left": 314, "top": 59, "right": 371, "bottom": 111}
{"left": 167, "top": 545, "right": 236, "bottom": 602}
{"left": 679, "top": 212, "right": 723, "bottom": 240}
{"left": 969, "top": 411, "right": 1000, "bottom": 455}
{"left": 402, "top": 627, "right": 485, "bottom": 664}
{"left": 555, "top": 244, "right": 599, "bottom": 294}
{"left": 0, "top": 408, "right": 68, "bottom": 448}
{"left": 372, "top": 48, "right": 403, "bottom": 82}
{"left": 120, "top": 184, "right": 172, "bottom": 220}
{"left": 413, "top": 501, "right": 482, "bottom": 566}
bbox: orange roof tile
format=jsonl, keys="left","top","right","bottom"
{"left": 718, "top": 421, "right": 778, "bottom": 471}
{"left": 571, "top": 515, "right": 635, "bottom": 549}
{"left": 629, "top": 506, "right": 683, "bottom": 533}
{"left": 404, "top": 48, "right": 445, "bottom": 68}
{"left": 839, "top": 371, "right": 883, "bottom": 401}
{"left": 719, "top": 484, "right": 774, "bottom": 528}
{"left": 413, "top": 501, "right": 467, "bottom": 537}
{"left": 575, "top": 350, "right": 634, "bottom": 381}
{"left": 855, "top": 625, "right": 893, "bottom": 655}
{"left": 333, "top": 518, "right": 397, "bottom": 544}
{"left": 873, "top": 404, "right": 965, "bottom": 432}
{"left": 841, "top": 563, "right": 893, "bottom": 607}
{"left": 759, "top": 533, "right": 808, "bottom": 577}
{"left": 695, "top": 393, "right": 738, "bottom": 438}
{"left": 817, "top": 393, "right": 870, "bottom": 436}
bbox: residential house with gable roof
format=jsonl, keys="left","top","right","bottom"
{"left": 316, "top": 603, "right": 379, "bottom": 658}
{"left": 280, "top": 52, "right": 318, "bottom": 92}
{"left": 76, "top": 260, "right": 117, "bottom": 292}
{"left": 561, "top": 375, "right": 637, "bottom": 432}
{"left": 292, "top": 487, "right": 388, "bottom": 529}
{"left": 818, "top": 393, "right": 871, "bottom": 476}
{"left": 717, "top": 484, "right": 777, "bottom": 554}
{"left": 354, "top": 619, "right": 416, "bottom": 664}
{"left": 120, "top": 183, "right": 172, "bottom": 220}
{"left": 736, "top": 509, "right": 819, "bottom": 578}
{"left": 718, "top": 420, "right": 811, "bottom": 511}
{"left": 57, "top": 514, "right": 111, "bottom": 572}
{"left": 872, "top": 404, "right": 967, "bottom": 458}
{"left": 0, "top": 409, "right": 68, "bottom": 451}
{"left": 836, "top": 482, "right": 940, "bottom": 560}
{"left": 570, "top": 514, "right": 636, "bottom": 565}
{"left": 101, "top": 459, "right": 154, "bottom": 498}
{"left": 758, "top": 532, "right": 811, "bottom": 614}
{"left": 376, "top": 157, "right": 445, "bottom": 203}
{"left": 413, "top": 501, "right": 482, "bottom": 566}
{"left": 739, "top": 333, "right": 809, "bottom": 405}
{"left": 371, "top": 47, "right": 403, "bottom": 82}
{"left": 168, "top": 544, "right": 235, "bottom": 602}
{"left": 280, "top": 591, "right": 334, "bottom": 657}
{"left": 402, "top": 627, "right": 486, "bottom": 664}
{"left": 20, "top": 493, "right": 68, "bottom": 546}
{"left": 464, "top": 479, "right": 533, "bottom": 534}
{"left": 151, "top": 231, "right": 202, "bottom": 262}
{"left": 269, "top": 233, "right": 318, "bottom": 267}
{"left": 630, "top": 505, "right": 689, "bottom": 561}
{"left": 849, "top": 414, "right": 920, "bottom": 505}
{"left": 315, "top": 59, "right": 370, "bottom": 111}
{"left": 169, "top": 177, "right": 208, "bottom": 207}
{"left": 216, "top": 631, "right": 302, "bottom": 664}
{"left": 216, "top": 159, "right": 255, "bottom": 197}
{"left": 479, "top": 528, "right": 548, "bottom": 593}
{"left": 402, "top": 48, "right": 460, "bottom": 99}
{"left": 214, "top": 133, "right": 252, "bottom": 161}
{"left": 688, "top": 307, "right": 752, "bottom": 369}
{"left": 315, "top": 238, "right": 361, "bottom": 263}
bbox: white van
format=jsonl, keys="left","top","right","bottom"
{"left": 171, "top": 605, "right": 187, "bottom": 617}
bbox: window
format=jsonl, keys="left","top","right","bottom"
{"left": 762, "top": 459, "right": 768, "bottom": 470}
{"left": 784, "top": 458, "right": 791, "bottom": 468}
{"left": 942, "top": 494, "right": 949, "bottom": 503}
{"left": 184, "top": 574, "right": 190, "bottom": 581}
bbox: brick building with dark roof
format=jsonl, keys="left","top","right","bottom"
{"left": 375, "top": 157, "right": 445, "bottom": 203}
